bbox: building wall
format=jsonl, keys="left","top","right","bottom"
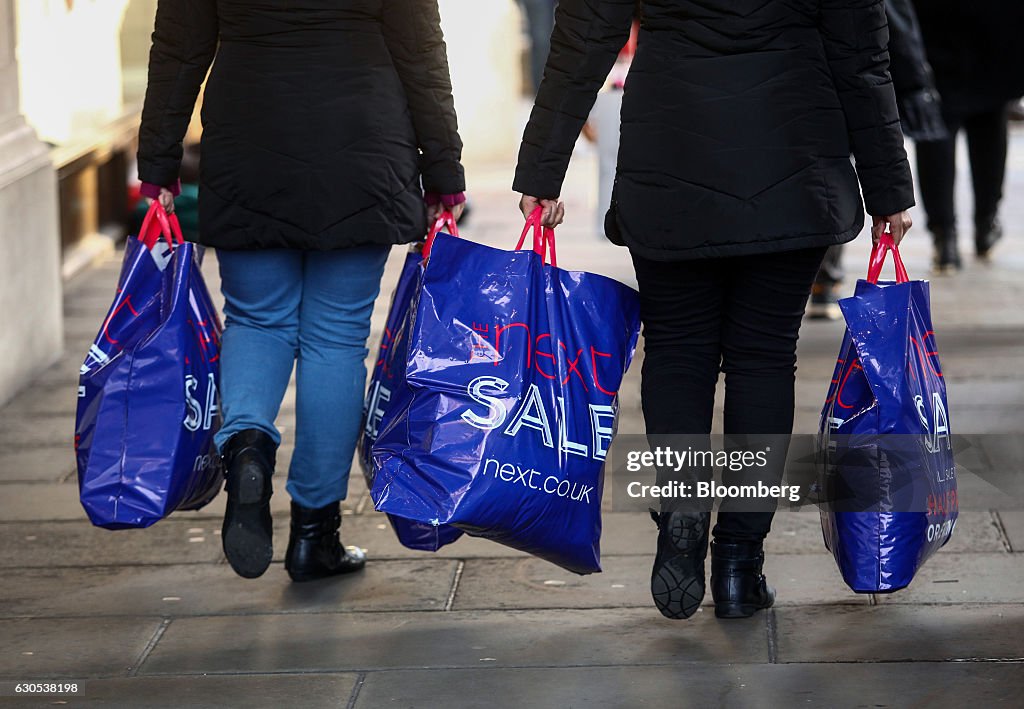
{"left": 1, "top": 0, "right": 62, "bottom": 405}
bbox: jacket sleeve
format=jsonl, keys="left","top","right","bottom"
{"left": 819, "top": 0, "right": 915, "bottom": 216}
{"left": 137, "top": 0, "right": 219, "bottom": 188}
{"left": 513, "top": 0, "right": 635, "bottom": 199}
{"left": 382, "top": 1, "right": 465, "bottom": 195}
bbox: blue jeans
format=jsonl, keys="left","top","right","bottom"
{"left": 214, "top": 245, "right": 390, "bottom": 508}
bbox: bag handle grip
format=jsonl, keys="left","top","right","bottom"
{"left": 515, "top": 206, "right": 558, "bottom": 267}
{"left": 138, "top": 201, "right": 185, "bottom": 249}
{"left": 422, "top": 210, "right": 460, "bottom": 259}
{"left": 867, "top": 231, "right": 909, "bottom": 284}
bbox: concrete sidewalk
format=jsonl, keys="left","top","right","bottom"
{"left": 1, "top": 129, "right": 1023, "bottom": 708}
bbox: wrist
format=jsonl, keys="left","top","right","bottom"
{"left": 139, "top": 180, "right": 181, "bottom": 200}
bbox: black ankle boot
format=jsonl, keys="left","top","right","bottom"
{"left": 221, "top": 429, "right": 276, "bottom": 579}
{"left": 710, "top": 540, "right": 775, "bottom": 619}
{"left": 932, "top": 226, "right": 962, "bottom": 274}
{"left": 975, "top": 217, "right": 1003, "bottom": 259}
{"left": 285, "top": 501, "right": 366, "bottom": 582}
{"left": 649, "top": 507, "right": 710, "bottom": 619}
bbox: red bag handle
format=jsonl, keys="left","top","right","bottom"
{"left": 515, "top": 206, "right": 558, "bottom": 267}
{"left": 138, "top": 201, "right": 185, "bottom": 249}
{"left": 422, "top": 210, "right": 460, "bottom": 259}
{"left": 867, "top": 231, "right": 909, "bottom": 284}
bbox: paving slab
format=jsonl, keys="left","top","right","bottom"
{"left": 0, "top": 617, "right": 162, "bottom": 679}
{"left": 0, "top": 384, "right": 79, "bottom": 418}
{"left": 996, "top": 510, "right": 1024, "bottom": 552}
{"left": 765, "top": 507, "right": 1006, "bottom": 554}
{"left": 0, "top": 559, "right": 456, "bottom": 618}
{"left": 0, "top": 447, "right": 76, "bottom": 483}
{"left": 452, "top": 554, "right": 863, "bottom": 611}
{"left": 0, "top": 415, "right": 74, "bottom": 450}
{"left": 0, "top": 520, "right": 226, "bottom": 568}
{"left": 353, "top": 662, "right": 1024, "bottom": 709}
{"left": 2, "top": 673, "right": 359, "bottom": 709}
{"left": 872, "top": 554, "right": 1024, "bottom": 604}
{"left": 28, "top": 358, "right": 86, "bottom": 393}
{"left": 0, "top": 483, "right": 83, "bottom": 521}
{"left": 775, "top": 604, "right": 1024, "bottom": 662}
{"left": 140, "top": 608, "right": 769, "bottom": 675}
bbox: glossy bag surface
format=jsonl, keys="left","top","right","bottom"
{"left": 371, "top": 217, "right": 641, "bottom": 574}
{"left": 818, "top": 237, "right": 956, "bottom": 592}
{"left": 75, "top": 204, "right": 223, "bottom": 529}
{"left": 359, "top": 239, "right": 463, "bottom": 551}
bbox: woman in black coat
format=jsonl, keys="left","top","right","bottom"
{"left": 515, "top": 0, "right": 914, "bottom": 620}
{"left": 137, "top": 0, "right": 465, "bottom": 582}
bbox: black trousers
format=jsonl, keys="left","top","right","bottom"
{"left": 915, "top": 103, "right": 1010, "bottom": 232}
{"left": 631, "top": 246, "right": 828, "bottom": 542}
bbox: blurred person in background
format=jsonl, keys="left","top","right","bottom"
{"left": 912, "top": 0, "right": 1024, "bottom": 272}
{"left": 137, "top": 0, "right": 465, "bottom": 582}
{"left": 809, "top": 0, "right": 946, "bottom": 318}
{"left": 515, "top": 0, "right": 914, "bottom": 621}
{"left": 519, "top": 0, "right": 558, "bottom": 94}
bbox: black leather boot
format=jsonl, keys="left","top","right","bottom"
{"left": 975, "top": 217, "right": 1003, "bottom": 260}
{"left": 649, "top": 507, "right": 710, "bottom": 619}
{"left": 285, "top": 501, "right": 367, "bottom": 582}
{"left": 221, "top": 429, "right": 276, "bottom": 579}
{"left": 932, "top": 226, "right": 962, "bottom": 274}
{"left": 710, "top": 540, "right": 776, "bottom": 619}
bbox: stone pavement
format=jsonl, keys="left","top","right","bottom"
{"left": 1, "top": 127, "right": 1023, "bottom": 708}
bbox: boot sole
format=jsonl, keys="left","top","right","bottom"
{"left": 222, "top": 468, "right": 272, "bottom": 579}
{"left": 652, "top": 561, "right": 704, "bottom": 619}
{"left": 651, "top": 515, "right": 707, "bottom": 620}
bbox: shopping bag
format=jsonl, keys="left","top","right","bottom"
{"left": 359, "top": 213, "right": 463, "bottom": 551}
{"left": 75, "top": 202, "right": 224, "bottom": 529}
{"left": 818, "top": 234, "right": 957, "bottom": 592}
{"left": 371, "top": 209, "right": 642, "bottom": 573}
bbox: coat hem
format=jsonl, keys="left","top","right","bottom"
{"left": 617, "top": 219, "right": 864, "bottom": 262}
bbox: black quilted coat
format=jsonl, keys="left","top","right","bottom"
{"left": 514, "top": 0, "right": 916, "bottom": 260}
{"left": 137, "top": 0, "right": 464, "bottom": 250}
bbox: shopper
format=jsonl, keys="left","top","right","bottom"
{"left": 137, "top": 0, "right": 465, "bottom": 582}
{"left": 515, "top": 0, "right": 914, "bottom": 620}
{"left": 912, "top": 0, "right": 1024, "bottom": 271}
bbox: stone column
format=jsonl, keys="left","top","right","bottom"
{"left": 0, "top": 0, "right": 63, "bottom": 404}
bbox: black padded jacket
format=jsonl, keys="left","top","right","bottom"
{"left": 137, "top": 0, "right": 464, "bottom": 250}
{"left": 514, "top": 0, "right": 915, "bottom": 260}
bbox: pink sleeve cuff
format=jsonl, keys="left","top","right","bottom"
{"left": 140, "top": 180, "right": 182, "bottom": 199}
{"left": 424, "top": 191, "right": 467, "bottom": 208}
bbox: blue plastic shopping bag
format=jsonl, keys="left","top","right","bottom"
{"left": 371, "top": 210, "right": 641, "bottom": 573}
{"left": 75, "top": 203, "right": 223, "bottom": 529}
{"left": 818, "top": 235, "right": 956, "bottom": 592}
{"left": 359, "top": 214, "right": 463, "bottom": 551}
